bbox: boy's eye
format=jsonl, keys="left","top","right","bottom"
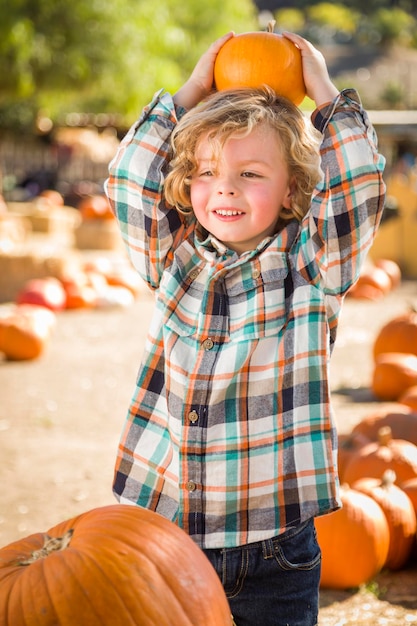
{"left": 242, "top": 171, "right": 259, "bottom": 178}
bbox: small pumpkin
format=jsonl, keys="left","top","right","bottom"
{"left": 0, "top": 304, "right": 56, "bottom": 361}
{"left": 343, "top": 426, "right": 417, "bottom": 486}
{"left": 398, "top": 385, "right": 417, "bottom": 413}
{"left": 371, "top": 352, "right": 417, "bottom": 401}
{"left": 373, "top": 309, "right": 417, "bottom": 360}
{"left": 38, "top": 189, "right": 65, "bottom": 207}
{"left": 214, "top": 21, "right": 306, "bottom": 105}
{"left": 0, "top": 504, "right": 233, "bottom": 626}
{"left": 337, "top": 431, "right": 370, "bottom": 483}
{"left": 78, "top": 194, "right": 114, "bottom": 220}
{"left": 351, "top": 407, "right": 417, "bottom": 446}
{"left": 401, "top": 477, "right": 417, "bottom": 518}
{"left": 374, "top": 258, "right": 401, "bottom": 289}
{"left": 348, "top": 266, "right": 392, "bottom": 300}
{"left": 16, "top": 277, "right": 67, "bottom": 312}
{"left": 352, "top": 470, "right": 417, "bottom": 571}
{"left": 315, "top": 485, "right": 390, "bottom": 589}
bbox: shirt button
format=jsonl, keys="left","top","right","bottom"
{"left": 252, "top": 268, "right": 261, "bottom": 279}
{"left": 186, "top": 481, "right": 196, "bottom": 492}
{"left": 188, "top": 410, "right": 198, "bottom": 423}
{"left": 202, "top": 338, "right": 214, "bottom": 350}
{"left": 189, "top": 268, "right": 200, "bottom": 280}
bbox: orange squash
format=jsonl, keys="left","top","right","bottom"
{"left": 371, "top": 352, "right": 417, "bottom": 401}
{"left": 373, "top": 310, "right": 417, "bottom": 360}
{"left": 351, "top": 407, "right": 417, "bottom": 446}
{"left": 352, "top": 470, "right": 417, "bottom": 571}
{"left": 337, "top": 432, "right": 370, "bottom": 483}
{"left": 0, "top": 304, "right": 56, "bottom": 360}
{"left": 343, "top": 426, "right": 417, "bottom": 486}
{"left": 398, "top": 385, "right": 417, "bottom": 412}
{"left": 374, "top": 258, "right": 401, "bottom": 289}
{"left": 38, "top": 189, "right": 65, "bottom": 207}
{"left": 78, "top": 194, "right": 114, "bottom": 220}
{"left": 16, "top": 277, "right": 67, "bottom": 312}
{"left": 315, "top": 485, "right": 389, "bottom": 589}
{"left": 348, "top": 266, "right": 392, "bottom": 300}
{"left": 401, "top": 477, "right": 417, "bottom": 518}
{"left": 0, "top": 504, "right": 232, "bottom": 626}
{"left": 214, "top": 21, "right": 306, "bottom": 105}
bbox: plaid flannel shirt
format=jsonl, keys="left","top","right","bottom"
{"left": 105, "top": 88, "right": 385, "bottom": 549}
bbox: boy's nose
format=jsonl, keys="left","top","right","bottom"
{"left": 218, "top": 189, "right": 235, "bottom": 195}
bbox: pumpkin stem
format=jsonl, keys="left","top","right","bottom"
{"left": 381, "top": 468, "right": 397, "bottom": 488}
{"left": 18, "top": 529, "right": 74, "bottom": 566}
{"left": 267, "top": 20, "right": 276, "bottom": 33}
{"left": 378, "top": 425, "right": 392, "bottom": 446}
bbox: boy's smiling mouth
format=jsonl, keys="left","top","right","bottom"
{"left": 214, "top": 209, "right": 244, "bottom": 217}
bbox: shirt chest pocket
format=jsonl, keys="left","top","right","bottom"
{"left": 227, "top": 266, "right": 290, "bottom": 341}
{"left": 159, "top": 262, "right": 290, "bottom": 342}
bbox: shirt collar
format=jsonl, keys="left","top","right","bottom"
{"left": 194, "top": 220, "right": 300, "bottom": 264}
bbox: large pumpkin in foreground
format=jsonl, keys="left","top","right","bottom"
{"left": 0, "top": 504, "right": 232, "bottom": 626}
{"left": 214, "top": 22, "right": 306, "bottom": 105}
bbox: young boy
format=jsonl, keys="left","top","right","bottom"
{"left": 105, "top": 32, "right": 385, "bottom": 625}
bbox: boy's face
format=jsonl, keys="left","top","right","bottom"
{"left": 190, "top": 125, "right": 292, "bottom": 255}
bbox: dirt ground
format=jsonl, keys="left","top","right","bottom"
{"left": 1, "top": 249, "right": 417, "bottom": 624}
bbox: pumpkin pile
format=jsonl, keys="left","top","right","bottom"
{"left": 0, "top": 258, "right": 142, "bottom": 361}
{"left": 371, "top": 307, "right": 417, "bottom": 401}
{"left": 317, "top": 407, "right": 417, "bottom": 590}
{"left": 0, "top": 504, "right": 233, "bottom": 626}
{"left": 347, "top": 258, "right": 401, "bottom": 301}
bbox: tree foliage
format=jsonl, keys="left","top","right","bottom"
{"left": 0, "top": 0, "right": 258, "bottom": 130}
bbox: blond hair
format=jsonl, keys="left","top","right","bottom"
{"left": 164, "top": 86, "right": 322, "bottom": 222}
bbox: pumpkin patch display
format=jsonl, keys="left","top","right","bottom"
{"left": 352, "top": 470, "right": 417, "bottom": 571}
{"left": 0, "top": 504, "right": 233, "bottom": 626}
{"left": 314, "top": 485, "right": 390, "bottom": 589}
{"left": 214, "top": 21, "right": 306, "bottom": 105}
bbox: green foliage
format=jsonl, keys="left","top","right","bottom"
{"left": 0, "top": 0, "right": 258, "bottom": 130}
{"left": 371, "top": 7, "right": 416, "bottom": 45}
{"left": 274, "top": 9, "right": 305, "bottom": 33}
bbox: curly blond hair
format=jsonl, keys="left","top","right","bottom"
{"left": 164, "top": 86, "right": 322, "bottom": 222}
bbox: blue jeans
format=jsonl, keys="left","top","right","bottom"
{"left": 203, "top": 519, "right": 321, "bottom": 626}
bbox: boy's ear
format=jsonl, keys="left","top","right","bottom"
{"left": 282, "top": 177, "right": 296, "bottom": 209}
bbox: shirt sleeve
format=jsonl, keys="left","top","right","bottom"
{"left": 298, "top": 88, "right": 386, "bottom": 297}
{"left": 104, "top": 90, "right": 192, "bottom": 290}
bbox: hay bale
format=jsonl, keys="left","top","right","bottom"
{"left": 0, "top": 247, "right": 82, "bottom": 303}
{"left": 0, "top": 214, "right": 32, "bottom": 251}
{"left": 74, "top": 219, "right": 123, "bottom": 250}
{"left": 7, "top": 201, "right": 81, "bottom": 234}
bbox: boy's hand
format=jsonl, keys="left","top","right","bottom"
{"left": 173, "top": 32, "right": 234, "bottom": 110}
{"left": 283, "top": 32, "right": 339, "bottom": 107}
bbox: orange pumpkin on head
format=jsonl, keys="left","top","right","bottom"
{"left": 214, "top": 21, "right": 306, "bottom": 105}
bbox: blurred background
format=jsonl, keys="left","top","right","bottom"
{"left": 1, "top": 0, "right": 417, "bottom": 206}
